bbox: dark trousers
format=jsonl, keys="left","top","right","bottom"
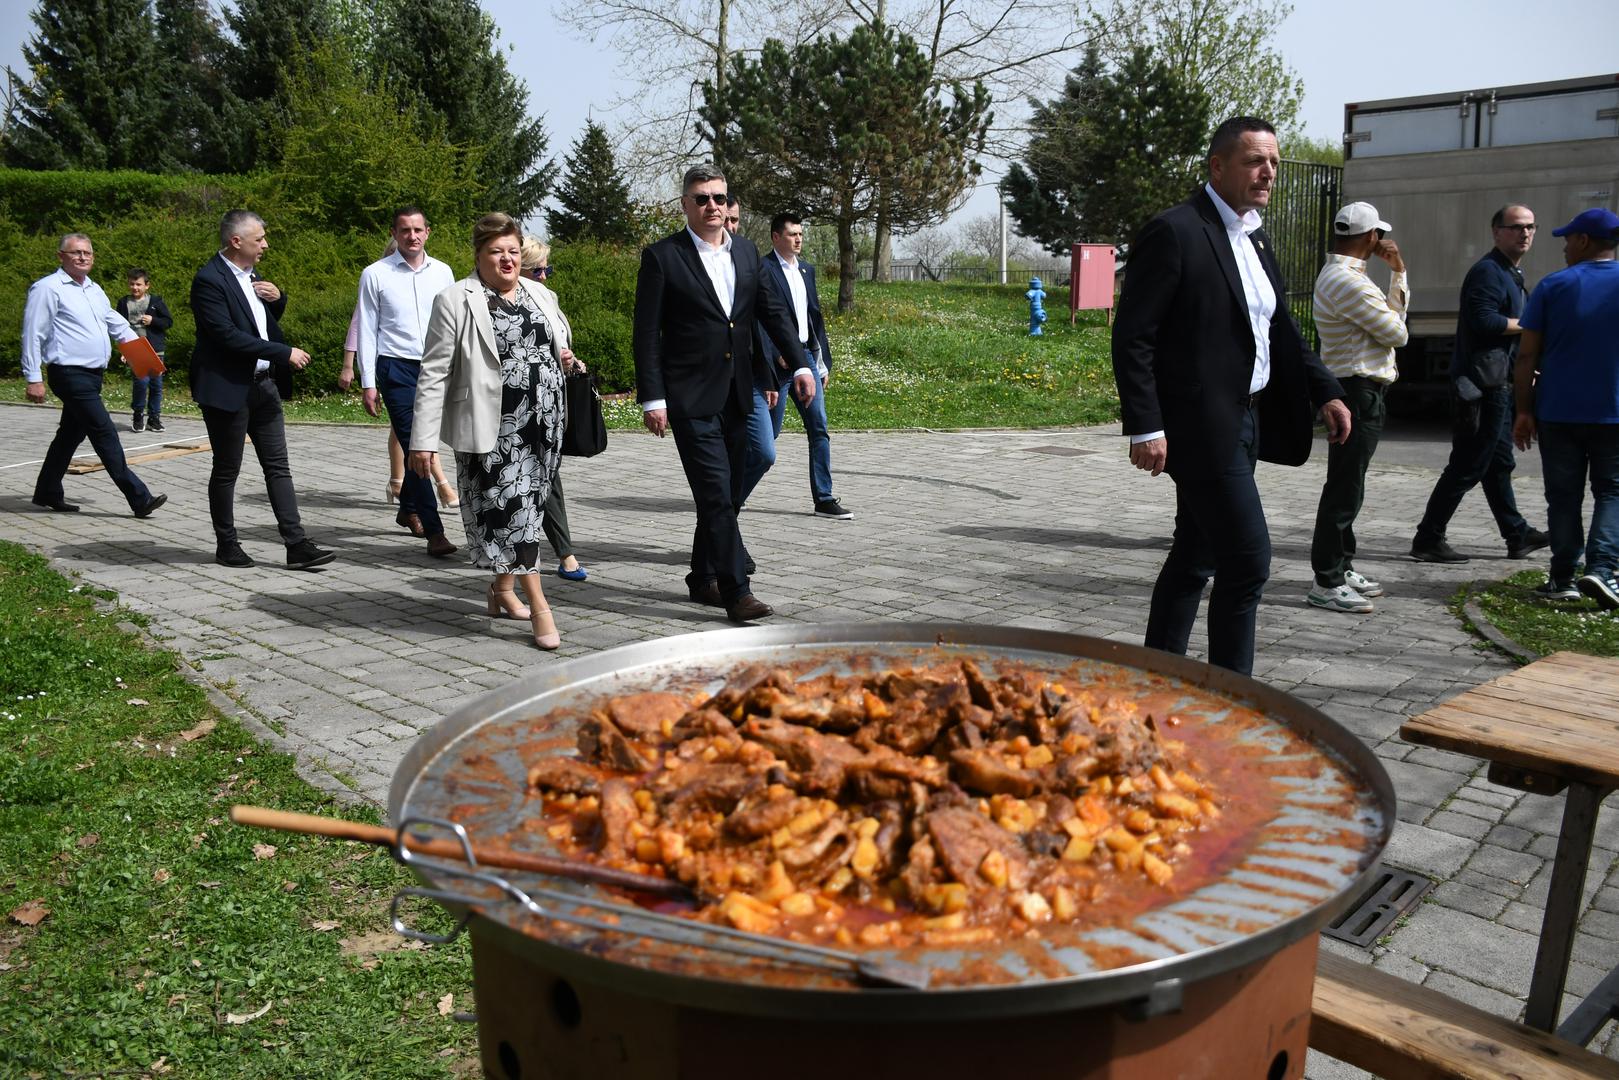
{"left": 377, "top": 355, "right": 442, "bottom": 537}
{"left": 542, "top": 471, "right": 574, "bottom": 560}
{"left": 1415, "top": 385, "right": 1530, "bottom": 546}
{"left": 1145, "top": 405, "right": 1269, "bottom": 676}
{"left": 35, "top": 365, "right": 152, "bottom": 511}
{"left": 670, "top": 393, "right": 751, "bottom": 603}
{"left": 1539, "top": 421, "right": 1619, "bottom": 581}
{"left": 132, "top": 370, "right": 163, "bottom": 418}
{"left": 1311, "top": 376, "right": 1388, "bottom": 587}
{"left": 200, "top": 376, "right": 306, "bottom": 547}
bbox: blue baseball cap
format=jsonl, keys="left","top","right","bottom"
{"left": 1551, "top": 208, "right": 1619, "bottom": 239}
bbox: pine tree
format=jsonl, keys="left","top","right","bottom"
{"left": 223, "top": 0, "right": 333, "bottom": 165}
{"left": 1001, "top": 46, "right": 1104, "bottom": 255}
{"left": 546, "top": 122, "right": 637, "bottom": 246}
{"left": 154, "top": 0, "right": 251, "bottom": 171}
{"left": 5, "top": 0, "right": 162, "bottom": 169}
{"left": 371, "top": 0, "right": 554, "bottom": 218}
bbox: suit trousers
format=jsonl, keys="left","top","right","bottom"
{"left": 1414, "top": 385, "right": 1530, "bottom": 547}
{"left": 670, "top": 394, "right": 751, "bottom": 603}
{"left": 1145, "top": 404, "right": 1269, "bottom": 676}
{"left": 200, "top": 376, "right": 306, "bottom": 547}
{"left": 35, "top": 365, "right": 152, "bottom": 511}
{"left": 542, "top": 470, "right": 574, "bottom": 560}
{"left": 377, "top": 355, "right": 443, "bottom": 538}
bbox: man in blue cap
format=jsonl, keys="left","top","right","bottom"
{"left": 1510, "top": 208, "right": 1619, "bottom": 605}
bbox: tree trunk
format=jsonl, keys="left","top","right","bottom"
{"left": 837, "top": 210, "right": 857, "bottom": 313}
{"left": 872, "top": 194, "right": 892, "bottom": 282}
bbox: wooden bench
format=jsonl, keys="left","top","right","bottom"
{"left": 1311, "top": 952, "right": 1619, "bottom": 1079}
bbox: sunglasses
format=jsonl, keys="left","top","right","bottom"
{"left": 526, "top": 266, "right": 552, "bottom": 279}
{"left": 687, "top": 193, "right": 730, "bottom": 207}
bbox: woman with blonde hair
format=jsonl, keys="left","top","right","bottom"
{"left": 411, "top": 213, "right": 569, "bottom": 649}
{"left": 520, "top": 236, "right": 589, "bottom": 582}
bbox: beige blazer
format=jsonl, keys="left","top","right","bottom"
{"left": 412, "top": 274, "right": 573, "bottom": 456}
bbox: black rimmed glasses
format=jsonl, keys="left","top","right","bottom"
{"left": 1496, "top": 223, "right": 1536, "bottom": 233}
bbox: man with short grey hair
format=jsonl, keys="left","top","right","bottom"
{"left": 190, "top": 209, "right": 333, "bottom": 570}
{"left": 22, "top": 232, "right": 167, "bottom": 516}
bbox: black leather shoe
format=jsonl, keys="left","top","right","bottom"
{"left": 286, "top": 540, "right": 336, "bottom": 570}
{"left": 726, "top": 594, "right": 773, "bottom": 623}
{"left": 133, "top": 493, "right": 167, "bottom": 519}
{"left": 1410, "top": 538, "right": 1469, "bottom": 564}
{"left": 31, "top": 497, "right": 79, "bottom": 513}
{"left": 1507, "top": 528, "right": 1549, "bottom": 560}
{"left": 688, "top": 580, "right": 724, "bottom": 607}
{"left": 216, "top": 543, "right": 255, "bottom": 568}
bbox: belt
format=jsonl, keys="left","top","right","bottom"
{"left": 379, "top": 354, "right": 422, "bottom": 365}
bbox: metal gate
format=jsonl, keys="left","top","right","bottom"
{"left": 1266, "top": 160, "right": 1343, "bottom": 350}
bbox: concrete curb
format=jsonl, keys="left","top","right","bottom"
{"left": 1461, "top": 579, "right": 1542, "bottom": 665}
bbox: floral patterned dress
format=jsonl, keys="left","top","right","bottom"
{"left": 455, "top": 285, "right": 564, "bottom": 574}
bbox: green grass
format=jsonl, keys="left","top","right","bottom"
{"left": 0, "top": 543, "right": 476, "bottom": 1077}
{"left": 1467, "top": 569, "right": 1619, "bottom": 658}
{"left": 3, "top": 281, "right": 1119, "bottom": 433}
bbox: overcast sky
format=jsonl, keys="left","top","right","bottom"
{"left": 1, "top": 0, "right": 1613, "bottom": 241}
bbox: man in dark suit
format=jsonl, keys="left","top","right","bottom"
{"left": 190, "top": 209, "right": 334, "bottom": 570}
{"left": 1112, "top": 116, "right": 1351, "bottom": 676}
{"left": 738, "top": 212, "right": 851, "bottom": 519}
{"left": 634, "top": 165, "right": 816, "bottom": 622}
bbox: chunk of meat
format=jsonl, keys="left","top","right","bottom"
{"left": 849, "top": 744, "right": 949, "bottom": 788}
{"left": 926, "top": 807, "right": 1032, "bottom": 890}
{"left": 900, "top": 836, "right": 938, "bottom": 899}
{"left": 742, "top": 718, "right": 865, "bottom": 795}
{"left": 659, "top": 763, "right": 759, "bottom": 815}
{"left": 949, "top": 748, "right": 1041, "bottom": 798}
{"left": 598, "top": 780, "right": 638, "bottom": 857}
{"left": 705, "top": 665, "right": 783, "bottom": 715}
{"left": 670, "top": 708, "right": 737, "bottom": 742}
{"left": 725, "top": 794, "right": 798, "bottom": 839}
{"left": 876, "top": 698, "right": 949, "bottom": 755}
{"left": 579, "top": 714, "right": 655, "bottom": 773}
{"left": 606, "top": 692, "right": 689, "bottom": 739}
{"left": 779, "top": 819, "right": 855, "bottom": 883}
{"left": 526, "top": 758, "right": 602, "bottom": 796}
{"left": 960, "top": 660, "right": 997, "bottom": 710}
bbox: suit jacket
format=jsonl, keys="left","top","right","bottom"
{"left": 115, "top": 294, "right": 173, "bottom": 355}
{"left": 757, "top": 252, "right": 832, "bottom": 379}
{"left": 189, "top": 253, "right": 294, "bottom": 411}
{"left": 633, "top": 230, "right": 808, "bottom": 417}
{"left": 413, "top": 275, "right": 573, "bottom": 456}
{"left": 1113, "top": 188, "right": 1343, "bottom": 471}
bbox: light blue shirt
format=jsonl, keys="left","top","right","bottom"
{"left": 354, "top": 250, "right": 455, "bottom": 387}
{"left": 20, "top": 269, "right": 136, "bottom": 382}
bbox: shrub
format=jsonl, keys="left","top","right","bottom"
{"left": 547, "top": 240, "right": 639, "bottom": 392}
{"left": 0, "top": 168, "right": 249, "bottom": 232}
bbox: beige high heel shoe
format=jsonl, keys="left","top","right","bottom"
{"left": 530, "top": 606, "right": 561, "bottom": 651}
{"left": 436, "top": 479, "right": 460, "bottom": 508}
{"left": 386, "top": 477, "right": 403, "bottom": 504}
{"left": 487, "top": 584, "right": 531, "bottom": 621}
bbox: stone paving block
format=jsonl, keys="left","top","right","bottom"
{"left": 1370, "top": 949, "right": 1431, "bottom": 983}
{"left": 1404, "top": 746, "right": 1479, "bottom": 774}
{"left": 1444, "top": 797, "right": 1507, "bottom": 823}
{"left": 1484, "top": 823, "right": 1537, "bottom": 852}
{"left": 1383, "top": 822, "right": 1476, "bottom": 880}
{"left": 1423, "top": 970, "right": 1525, "bottom": 1020}
{"left": 1392, "top": 903, "right": 1540, "bottom": 997}
{"left": 1467, "top": 843, "right": 1545, "bottom": 885}
{"left": 1431, "top": 880, "right": 1510, "bottom": 920}
{"left": 1303, "top": 1049, "right": 1373, "bottom": 1080}
{"left": 1381, "top": 758, "right": 1469, "bottom": 810}
{"left": 1424, "top": 810, "right": 1493, "bottom": 841}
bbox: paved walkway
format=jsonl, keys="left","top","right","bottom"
{"left": 2, "top": 400, "right": 1615, "bottom": 1071}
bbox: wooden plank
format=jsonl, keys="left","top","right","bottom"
{"left": 1311, "top": 951, "right": 1619, "bottom": 1079}
{"left": 1448, "top": 682, "right": 1619, "bottom": 728}
{"left": 1489, "top": 665, "right": 1619, "bottom": 712}
{"left": 66, "top": 441, "right": 212, "bottom": 475}
{"left": 1404, "top": 697, "right": 1619, "bottom": 763}
{"left": 1403, "top": 711, "right": 1619, "bottom": 787}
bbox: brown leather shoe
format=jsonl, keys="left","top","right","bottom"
{"left": 426, "top": 533, "right": 457, "bottom": 558}
{"left": 687, "top": 580, "right": 724, "bottom": 607}
{"left": 726, "top": 594, "right": 773, "bottom": 623}
{"left": 396, "top": 510, "right": 425, "bottom": 537}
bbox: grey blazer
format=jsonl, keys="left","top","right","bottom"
{"left": 412, "top": 274, "right": 573, "bottom": 456}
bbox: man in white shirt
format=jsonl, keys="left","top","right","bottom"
{"left": 189, "top": 209, "right": 333, "bottom": 570}
{"left": 23, "top": 232, "right": 167, "bottom": 517}
{"left": 354, "top": 206, "right": 458, "bottom": 558}
{"left": 1307, "top": 202, "right": 1409, "bottom": 614}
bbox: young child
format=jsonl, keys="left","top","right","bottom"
{"left": 116, "top": 268, "right": 173, "bottom": 432}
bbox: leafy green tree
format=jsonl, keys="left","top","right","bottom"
{"left": 371, "top": 0, "right": 554, "bottom": 218}
{"left": 703, "top": 20, "right": 989, "bottom": 311}
{"left": 269, "top": 44, "right": 485, "bottom": 234}
{"left": 153, "top": 0, "right": 252, "bottom": 172}
{"left": 1280, "top": 132, "right": 1343, "bottom": 166}
{"left": 4, "top": 0, "right": 162, "bottom": 169}
{"left": 1005, "top": 46, "right": 1208, "bottom": 251}
{"left": 547, "top": 121, "right": 638, "bottom": 246}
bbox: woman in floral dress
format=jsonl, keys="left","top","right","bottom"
{"left": 410, "top": 213, "right": 571, "bottom": 649}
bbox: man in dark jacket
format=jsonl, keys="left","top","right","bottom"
{"left": 1410, "top": 205, "right": 1548, "bottom": 563}
{"left": 1112, "top": 116, "right": 1350, "bottom": 675}
{"left": 633, "top": 165, "right": 814, "bottom": 623}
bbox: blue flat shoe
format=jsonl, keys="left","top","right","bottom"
{"left": 557, "top": 563, "right": 589, "bottom": 581}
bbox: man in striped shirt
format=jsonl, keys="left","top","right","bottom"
{"left": 1306, "top": 202, "right": 1408, "bottom": 613}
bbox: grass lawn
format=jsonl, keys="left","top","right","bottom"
{"left": 2, "top": 281, "right": 1118, "bottom": 433}
{"left": 0, "top": 543, "right": 476, "bottom": 1077}
{"left": 1466, "top": 569, "right": 1619, "bottom": 659}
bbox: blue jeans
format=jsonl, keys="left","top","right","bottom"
{"left": 34, "top": 364, "right": 152, "bottom": 511}
{"left": 377, "top": 355, "right": 443, "bottom": 538}
{"left": 132, "top": 369, "right": 163, "bottom": 418}
{"left": 1415, "top": 385, "right": 1530, "bottom": 547}
{"left": 1538, "top": 421, "right": 1619, "bottom": 581}
{"left": 739, "top": 370, "right": 833, "bottom": 506}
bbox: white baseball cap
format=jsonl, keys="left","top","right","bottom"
{"left": 1334, "top": 202, "right": 1392, "bottom": 235}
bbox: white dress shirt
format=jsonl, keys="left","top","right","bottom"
{"left": 773, "top": 251, "right": 818, "bottom": 381}
{"left": 643, "top": 229, "right": 738, "bottom": 414}
{"left": 220, "top": 254, "right": 272, "bottom": 376}
{"left": 354, "top": 250, "right": 456, "bottom": 387}
{"left": 20, "top": 269, "right": 136, "bottom": 382}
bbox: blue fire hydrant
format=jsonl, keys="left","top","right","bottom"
{"left": 1026, "top": 277, "right": 1047, "bottom": 336}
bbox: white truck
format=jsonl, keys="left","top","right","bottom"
{"left": 1341, "top": 73, "right": 1619, "bottom": 400}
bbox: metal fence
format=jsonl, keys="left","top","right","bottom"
{"left": 873, "top": 258, "right": 1073, "bottom": 285}
{"left": 1266, "top": 159, "right": 1343, "bottom": 349}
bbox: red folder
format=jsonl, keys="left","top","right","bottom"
{"left": 118, "top": 338, "right": 166, "bottom": 379}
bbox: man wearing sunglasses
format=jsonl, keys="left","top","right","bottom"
{"left": 633, "top": 164, "right": 816, "bottom": 623}
{"left": 1410, "top": 205, "right": 1547, "bottom": 564}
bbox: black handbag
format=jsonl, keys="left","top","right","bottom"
{"left": 561, "top": 371, "right": 608, "bottom": 457}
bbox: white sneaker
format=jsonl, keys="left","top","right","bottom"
{"left": 1344, "top": 569, "right": 1384, "bottom": 598}
{"left": 1307, "top": 583, "right": 1374, "bottom": 613}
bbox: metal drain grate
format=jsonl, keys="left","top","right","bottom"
{"left": 1323, "top": 868, "right": 1433, "bottom": 948}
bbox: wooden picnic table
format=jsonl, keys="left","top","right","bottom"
{"left": 1401, "top": 650, "right": 1619, "bottom": 1043}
